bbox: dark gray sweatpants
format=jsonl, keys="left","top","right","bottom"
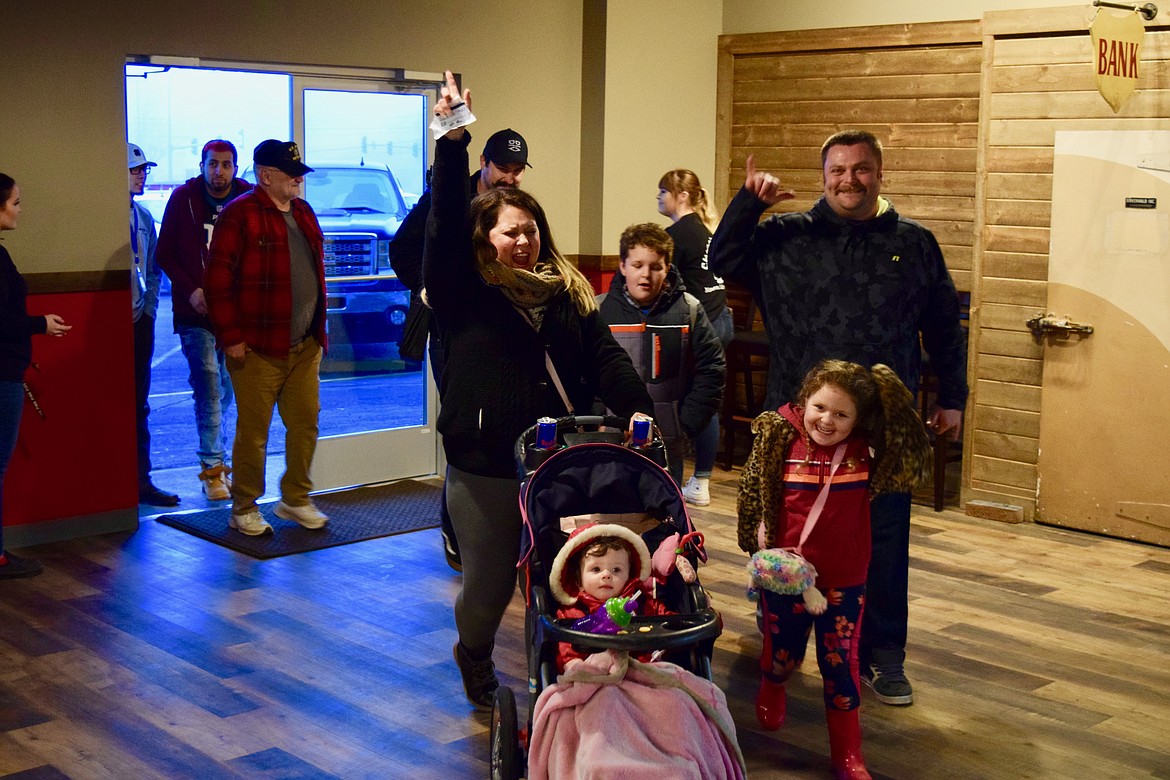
{"left": 445, "top": 465, "right": 523, "bottom": 652}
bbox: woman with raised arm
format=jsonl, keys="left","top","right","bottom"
{"left": 423, "top": 72, "right": 652, "bottom": 711}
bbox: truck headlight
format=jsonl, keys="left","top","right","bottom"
{"left": 378, "top": 240, "right": 391, "bottom": 274}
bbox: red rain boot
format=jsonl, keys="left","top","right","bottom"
{"left": 826, "top": 708, "right": 872, "bottom": 780}
{"left": 755, "top": 676, "right": 787, "bottom": 731}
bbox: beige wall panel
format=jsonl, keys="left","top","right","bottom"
{"left": 974, "top": 404, "right": 1041, "bottom": 438}
{"left": 986, "top": 172, "right": 1054, "bottom": 201}
{"left": 986, "top": 146, "right": 1056, "bottom": 173}
{"left": 7, "top": 0, "right": 588, "bottom": 270}
{"left": 720, "top": 1, "right": 1046, "bottom": 35}
{"left": 983, "top": 251, "right": 1049, "bottom": 280}
{"left": 981, "top": 277, "right": 1047, "bottom": 307}
{"left": 971, "top": 454, "right": 1038, "bottom": 489}
{"left": 977, "top": 354, "right": 1045, "bottom": 385}
{"left": 985, "top": 199, "right": 1051, "bottom": 228}
{"left": 600, "top": 2, "right": 722, "bottom": 254}
{"left": 982, "top": 250, "right": 1048, "bottom": 280}
{"left": 974, "top": 430, "right": 1040, "bottom": 464}
{"left": 980, "top": 302, "right": 1042, "bottom": 332}
{"left": 975, "top": 378, "right": 1042, "bottom": 412}
{"left": 978, "top": 329, "right": 1044, "bottom": 360}
{"left": 984, "top": 224, "right": 1051, "bottom": 254}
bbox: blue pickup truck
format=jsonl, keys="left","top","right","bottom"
{"left": 304, "top": 164, "right": 415, "bottom": 372}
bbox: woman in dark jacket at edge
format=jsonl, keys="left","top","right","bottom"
{"left": 0, "top": 173, "right": 71, "bottom": 578}
{"left": 425, "top": 72, "right": 653, "bottom": 710}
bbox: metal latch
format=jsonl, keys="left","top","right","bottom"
{"left": 1025, "top": 313, "right": 1095, "bottom": 341}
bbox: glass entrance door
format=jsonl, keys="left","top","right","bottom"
{"left": 296, "top": 79, "right": 438, "bottom": 489}
{"left": 126, "top": 63, "right": 442, "bottom": 496}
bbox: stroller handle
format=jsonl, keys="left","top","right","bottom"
{"left": 515, "top": 414, "right": 667, "bottom": 476}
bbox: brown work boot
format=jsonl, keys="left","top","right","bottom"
{"left": 199, "top": 464, "right": 232, "bottom": 501}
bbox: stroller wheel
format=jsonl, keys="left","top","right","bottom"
{"left": 490, "top": 685, "right": 521, "bottom": 780}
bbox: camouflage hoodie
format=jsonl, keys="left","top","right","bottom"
{"left": 709, "top": 188, "right": 968, "bottom": 411}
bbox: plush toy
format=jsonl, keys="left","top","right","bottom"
{"left": 747, "top": 549, "right": 828, "bottom": 615}
{"left": 651, "top": 531, "right": 704, "bottom": 584}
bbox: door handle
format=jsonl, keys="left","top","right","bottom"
{"left": 1025, "top": 313, "right": 1094, "bottom": 341}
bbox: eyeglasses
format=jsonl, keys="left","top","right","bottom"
{"left": 129, "top": 165, "right": 150, "bottom": 175}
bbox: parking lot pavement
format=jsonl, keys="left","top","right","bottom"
{"left": 148, "top": 295, "right": 428, "bottom": 473}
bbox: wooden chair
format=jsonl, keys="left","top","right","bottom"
{"left": 918, "top": 291, "right": 971, "bottom": 510}
{"left": 720, "top": 283, "right": 770, "bottom": 469}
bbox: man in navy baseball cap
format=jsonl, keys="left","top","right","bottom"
{"left": 253, "top": 139, "right": 313, "bottom": 177}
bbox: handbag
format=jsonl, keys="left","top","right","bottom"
{"left": 748, "top": 442, "right": 847, "bottom": 596}
{"left": 397, "top": 294, "right": 431, "bottom": 362}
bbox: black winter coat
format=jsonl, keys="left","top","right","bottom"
{"left": 596, "top": 267, "right": 725, "bottom": 441}
{"left": 709, "top": 188, "right": 968, "bottom": 411}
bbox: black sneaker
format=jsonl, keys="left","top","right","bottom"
{"left": 862, "top": 653, "right": 914, "bottom": 705}
{"left": 0, "top": 551, "right": 44, "bottom": 579}
{"left": 453, "top": 642, "right": 498, "bottom": 711}
{"left": 139, "top": 484, "right": 180, "bottom": 507}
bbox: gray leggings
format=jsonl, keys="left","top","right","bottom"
{"left": 446, "top": 464, "right": 523, "bottom": 652}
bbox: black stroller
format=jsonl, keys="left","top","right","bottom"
{"left": 489, "top": 415, "right": 723, "bottom": 779}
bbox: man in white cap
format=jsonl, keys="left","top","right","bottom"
{"left": 128, "top": 142, "right": 179, "bottom": 507}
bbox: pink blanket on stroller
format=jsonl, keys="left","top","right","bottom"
{"left": 527, "top": 651, "right": 746, "bottom": 780}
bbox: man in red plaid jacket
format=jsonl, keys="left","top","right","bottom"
{"left": 205, "top": 139, "right": 330, "bottom": 538}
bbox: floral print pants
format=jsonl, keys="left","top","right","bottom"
{"left": 757, "top": 583, "right": 866, "bottom": 711}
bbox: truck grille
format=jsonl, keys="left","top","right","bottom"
{"left": 324, "top": 233, "right": 376, "bottom": 277}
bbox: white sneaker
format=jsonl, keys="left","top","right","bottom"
{"left": 229, "top": 509, "right": 273, "bottom": 536}
{"left": 275, "top": 500, "right": 329, "bottom": 530}
{"left": 681, "top": 476, "right": 711, "bottom": 507}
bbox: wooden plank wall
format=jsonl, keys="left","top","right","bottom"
{"left": 717, "top": 8, "right": 1170, "bottom": 521}
{"left": 973, "top": 7, "right": 1170, "bottom": 519}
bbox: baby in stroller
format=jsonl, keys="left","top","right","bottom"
{"left": 492, "top": 415, "right": 744, "bottom": 779}
{"left": 549, "top": 523, "right": 673, "bottom": 672}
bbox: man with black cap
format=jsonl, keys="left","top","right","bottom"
{"left": 388, "top": 128, "right": 531, "bottom": 571}
{"left": 128, "top": 142, "right": 180, "bottom": 507}
{"left": 205, "top": 139, "right": 329, "bottom": 537}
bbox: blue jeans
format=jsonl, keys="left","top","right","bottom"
{"left": 179, "top": 325, "right": 233, "bottom": 468}
{"left": 0, "top": 381, "right": 26, "bottom": 551}
{"left": 691, "top": 307, "right": 733, "bottom": 479}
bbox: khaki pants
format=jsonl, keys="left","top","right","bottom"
{"left": 225, "top": 338, "right": 322, "bottom": 513}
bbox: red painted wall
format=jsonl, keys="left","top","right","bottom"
{"left": 3, "top": 289, "right": 137, "bottom": 529}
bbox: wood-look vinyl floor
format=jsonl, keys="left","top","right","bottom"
{"left": 2, "top": 468, "right": 1169, "bottom": 779}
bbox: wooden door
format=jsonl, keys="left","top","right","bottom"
{"left": 1037, "top": 130, "right": 1170, "bottom": 546}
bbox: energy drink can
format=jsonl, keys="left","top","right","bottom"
{"left": 630, "top": 414, "right": 653, "bottom": 448}
{"left": 535, "top": 417, "right": 558, "bottom": 450}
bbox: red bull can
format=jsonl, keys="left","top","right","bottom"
{"left": 535, "top": 417, "right": 558, "bottom": 450}
{"left": 630, "top": 414, "right": 653, "bottom": 448}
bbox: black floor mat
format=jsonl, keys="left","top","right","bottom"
{"left": 155, "top": 480, "right": 441, "bottom": 559}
